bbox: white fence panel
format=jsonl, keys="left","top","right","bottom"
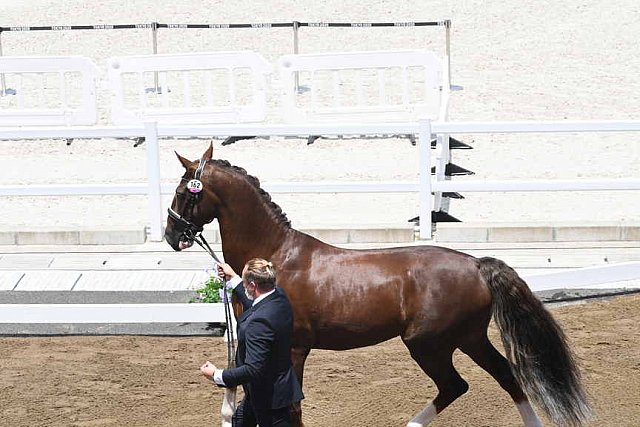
{"left": 0, "top": 303, "right": 226, "bottom": 323}
{"left": 0, "top": 56, "right": 99, "bottom": 126}
{"left": 108, "top": 51, "right": 272, "bottom": 125}
{"left": 522, "top": 262, "right": 640, "bottom": 292}
{"left": 279, "top": 50, "right": 448, "bottom": 123}
{"left": 0, "top": 262, "right": 638, "bottom": 325}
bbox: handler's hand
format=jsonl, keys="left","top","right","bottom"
{"left": 200, "top": 360, "right": 217, "bottom": 379}
{"left": 217, "top": 263, "right": 237, "bottom": 281}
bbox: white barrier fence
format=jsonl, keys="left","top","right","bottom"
{"left": 0, "top": 20, "right": 452, "bottom": 95}
{"left": 279, "top": 50, "right": 447, "bottom": 123}
{"left": 1, "top": 262, "right": 639, "bottom": 324}
{"left": 0, "top": 50, "right": 457, "bottom": 225}
{"left": 2, "top": 119, "right": 640, "bottom": 241}
{"left": 108, "top": 51, "right": 272, "bottom": 125}
{"left": 1, "top": 51, "right": 639, "bottom": 242}
{"left": 2, "top": 50, "right": 447, "bottom": 125}
{"left": 0, "top": 56, "right": 98, "bottom": 126}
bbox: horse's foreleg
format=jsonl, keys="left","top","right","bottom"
{"left": 290, "top": 346, "right": 310, "bottom": 427}
{"left": 404, "top": 340, "right": 468, "bottom": 427}
{"left": 460, "top": 335, "right": 543, "bottom": 427}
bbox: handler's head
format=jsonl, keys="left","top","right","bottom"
{"left": 242, "top": 258, "right": 277, "bottom": 294}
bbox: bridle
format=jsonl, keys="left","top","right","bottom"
{"left": 167, "top": 158, "right": 221, "bottom": 263}
{"left": 167, "top": 158, "right": 236, "bottom": 367}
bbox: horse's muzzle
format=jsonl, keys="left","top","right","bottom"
{"left": 179, "top": 240, "right": 194, "bottom": 250}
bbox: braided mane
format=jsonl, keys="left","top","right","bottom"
{"left": 210, "top": 159, "right": 291, "bottom": 228}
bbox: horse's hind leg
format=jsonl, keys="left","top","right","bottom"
{"left": 403, "top": 339, "right": 469, "bottom": 427}
{"left": 459, "top": 335, "right": 543, "bottom": 427}
{"left": 290, "top": 346, "right": 310, "bottom": 427}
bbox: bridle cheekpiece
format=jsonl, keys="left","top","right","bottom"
{"left": 167, "top": 159, "right": 220, "bottom": 262}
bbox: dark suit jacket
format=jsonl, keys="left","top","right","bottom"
{"left": 222, "top": 284, "right": 304, "bottom": 410}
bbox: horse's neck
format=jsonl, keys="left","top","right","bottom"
{"left": 217, "top": 195, "right": 290, "bottom": 268}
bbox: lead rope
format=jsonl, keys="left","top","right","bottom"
{"left": 192, "top": 234, "right": 236, "bottom": 362}
{"left": 184, "top": 158, "right": 236, "bottom": 425}
{"left": 220, "top": 267, "right": 237, "bottom": 427}
{"left": 192, "top": 234, "right": 237, "bottom": 426}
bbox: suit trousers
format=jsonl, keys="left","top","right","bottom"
{"left": 232, "top": 397, "right": 292, "bottom": 427}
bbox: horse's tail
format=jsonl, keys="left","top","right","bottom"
{"left": 479, "top": 257, "right": 592, "bottom": 427}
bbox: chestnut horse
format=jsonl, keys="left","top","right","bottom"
{"left": 165, "top": 145, "right": 592, "bottom": 427}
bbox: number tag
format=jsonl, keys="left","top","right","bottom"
{"left": 187, "top": 179, "right": 203, "bottom": 193}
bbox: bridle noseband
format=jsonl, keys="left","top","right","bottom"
{"left": 167, "top": 158, "right": 221, "bottom": 263}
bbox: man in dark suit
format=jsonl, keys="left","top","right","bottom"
{"left": 200, "top": 258, "right": 304, "bottom": 427}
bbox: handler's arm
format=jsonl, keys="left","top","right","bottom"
{"left": 221, "top": 317, "right": 275, "bottom": 388}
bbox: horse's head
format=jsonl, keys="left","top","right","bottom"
{"left": 164, "top": 143, "right": 221, "bottom": 251}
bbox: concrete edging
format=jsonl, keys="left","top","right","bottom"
{"left": 435, "top": 223, "right": 640, "bottom": 243}
{"left": 0, "top": 225, "right": 417, "bottom": 246}
{"left": 1, "top": 223, "right": 640, "bottom": 245}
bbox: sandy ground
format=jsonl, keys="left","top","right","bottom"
{"left": 0, "top": 1, "right": 638, "bottom": 231}
{"left": 0, "top": 293, "right": 638, "bottom": 426}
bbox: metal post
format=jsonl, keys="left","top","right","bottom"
{"left": 151, "top": 22, "right": 159, "bottom": 92}
{"left": 444, "top": 20, "right": 451, "bottom": 89}
{"left": 144, "top": 121, "right": 164, "bottom": 241}
{"left": 418, "top": 118, "right": 433, "bottom": 239}
{"left": 292, "top": 21, "right": 300, "bottom": 92}
{"left": 0, "top": 30, "right": 6, "bottom": 96}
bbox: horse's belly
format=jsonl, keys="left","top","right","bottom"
{"left": 310, "top": 319, "right": 402, "bottom": 350}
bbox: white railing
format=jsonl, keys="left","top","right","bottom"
{"left": 108, "top": 51, "right": 272, "bottom": 125}
{"left": 0, "top": 56, "right": 99, "bottom": 125}
{"left": 0, "top": 50, "right": 457, "bottom": 234}
{"left": 2, "top": 119, "right": 640, "bottom": 242}
{"left": 0, "top": 303, "right": 226, "bottom": 323}
{"left": 1, "top": 262, "right": 638, "bottom": 324}
{"left": 1, "top": 53, "right": 640, "bottom": 241}
{"left": 279, "top": 50, "right": 446, "bottom": 122}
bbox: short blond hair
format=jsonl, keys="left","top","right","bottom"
{"left": 243, "top": 258, "right": 277, "bottom": 291}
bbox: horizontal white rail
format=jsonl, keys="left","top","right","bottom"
{"left": 6, "top": 178, "right": 640, "bottom": 198}
{"left": 0, "top": 122, "right": 420, "bottom": 139}
{"left": 432, "top": 120, "right": 640, "bottom": 133}
{"left": 264, "top": 181, "right": 419, "bottom": 193}
{"left": 0, "top": 181, "right": 421, "bottom": 196}
{"left": 1, "top": 263, "right": 638, "bottom": 324}
{"left": 2, "top": 120, "right": 640, "bottom": 140}
{"left": 0, "top": 125, "right": 144, "bottom": 139}
{"left": 433, "top": 179, "right": 640, "bottom": 192}
{"left": 522, "top": 262, "right": 640, "bottom": 292}
{"left": 0, "top": 183, "right": 149, "bottom": 196}
{"left": 0, "top": 303, "right": 226, "bottom": 323}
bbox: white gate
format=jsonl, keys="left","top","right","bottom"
{"left": 0, "top": 56, "right": 99, "bottom": 126}
{"left": 107, "top": 51, "right": 272, "bottom": 125}
{"left": 279, "top": 50, "right": 448, "bottom": 123}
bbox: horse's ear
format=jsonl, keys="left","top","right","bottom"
{"left": 202, "top": 142, "right": 213, "bottom": 161}
{"left": 175, "top": 151, "right": 192, "bottom": 169}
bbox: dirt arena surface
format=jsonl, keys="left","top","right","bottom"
{"left": 0, "top": 293, "right": 638, "bottom": 426}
